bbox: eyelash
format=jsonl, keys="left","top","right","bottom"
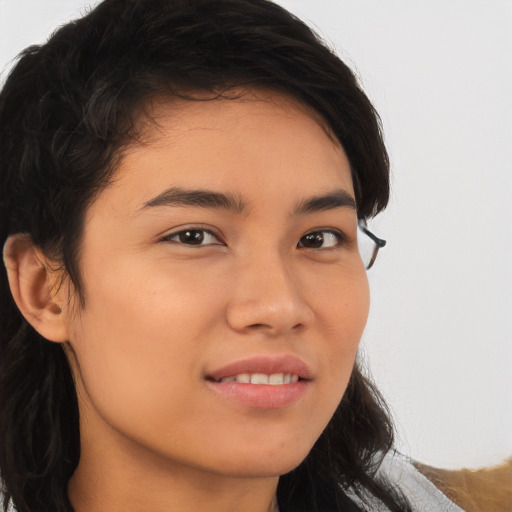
{"left": 160, "top": 228, "right": 347, "bottom": 250}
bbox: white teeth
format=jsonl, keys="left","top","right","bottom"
{"left": 251, "top": 373, "right": 269, "bottom": 384}
{"left": 218, "top": 373, "right": 299, "bottom": 384}
{"left": 269, "top": 373, "right": 284, "bottom": 385}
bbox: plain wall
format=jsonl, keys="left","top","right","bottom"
{"left": 1, "top": 0, "right": 511, "bottom": 470}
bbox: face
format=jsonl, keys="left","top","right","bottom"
{"left": 63, "top": 91, "right": 370, "bottom": 479}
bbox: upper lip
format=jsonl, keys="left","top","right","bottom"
{"left": 207, "top": 354, "right": 312, "bottom": 382}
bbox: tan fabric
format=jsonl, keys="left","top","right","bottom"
{"left": 414, "top": 459, "right": 512, "bottom": 512}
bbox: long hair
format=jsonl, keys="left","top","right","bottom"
{"left": 0, "top": 1, "right": 408, "bottom": 511}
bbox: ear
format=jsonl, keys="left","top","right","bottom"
{"left": 3, "top": 234, "right": 69, "bottom": 343}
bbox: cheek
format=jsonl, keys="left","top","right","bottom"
{"left": 65, "top": 261, "right": 222, "bottom": 427}
{"left": 313, "top": 269, "right": 370, "bottom": 385}
{"left": 312, "top": 263, "right": 370, "bottom": 336}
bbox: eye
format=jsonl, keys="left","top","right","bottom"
{"left": 161, "top": 228, "right": 223, "bottom": 246}
{"left": 297, "top": 230, "right": 344, "bottom": 249}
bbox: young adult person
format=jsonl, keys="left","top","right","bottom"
{"left": 0, "top": 1, "right": 504, "bottom": 511}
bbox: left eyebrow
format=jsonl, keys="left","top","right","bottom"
{"left": 293, "top": 189, "right": 356, "bottom": 215}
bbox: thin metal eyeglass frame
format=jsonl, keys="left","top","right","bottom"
{"left": 358, "top": 219, "right": 387, "bottom": 270}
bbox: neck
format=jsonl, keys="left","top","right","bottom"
{"left": 69, "top": 472, "right": 279, "bottom": 512}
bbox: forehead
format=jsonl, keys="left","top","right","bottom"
{"left": 90, "top": 90, "right": 354, "bottom": 219}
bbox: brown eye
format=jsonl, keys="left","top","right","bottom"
{"left": 162, "top": 229, "right": 222, "bottom": 246}
{"left": 298, "top": 231, "right": 342, "bottom": 249}
{"left": 179, "top": 230, "right": 205, "bottom": 245}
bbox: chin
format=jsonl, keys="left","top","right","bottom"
{"left": 208, "top": 441, "right": 313, "bottom": 478}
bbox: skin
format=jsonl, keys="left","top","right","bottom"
{"left": 5, "top": 90, "right": 370, "bottom": 512}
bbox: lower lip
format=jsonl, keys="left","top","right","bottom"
{"left": 206, "top": 380, "right": 309, "bottom": 409}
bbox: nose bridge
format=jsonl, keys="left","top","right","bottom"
{"left": 226, "top": 243, "right": 313, "bottom": 335}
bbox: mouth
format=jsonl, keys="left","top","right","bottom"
{"left": 207, "top": 354, "right": 312, "bottom": 382}
{"left": 205, "top": 355, "right": 311, "bottom": 409}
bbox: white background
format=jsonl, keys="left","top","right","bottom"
{"left": 1, "top": 0, "right": 511, "bottom": 470}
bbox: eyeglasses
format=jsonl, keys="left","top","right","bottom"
{"left": 358, "top": 219, "right": 387, "bottom": 270}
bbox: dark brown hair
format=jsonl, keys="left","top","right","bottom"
{"left": 0, "top": 1, "right": 407, "bottom": 511}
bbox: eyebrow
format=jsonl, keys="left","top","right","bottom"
{"left": 293, "top": 189, "right": 356, "bottom": 215}
{"left": 142, "top": 187, "right": 246, "bottom": 213}
{"left": 141, "top": 186, "right": 356, "bottom": 215}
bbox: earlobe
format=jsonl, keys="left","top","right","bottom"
{"left": 3, "top": 234, "right": 69, "bottom": 343}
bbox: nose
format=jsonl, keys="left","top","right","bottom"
{"left": 225, "top": 251, "right": 314, "bottom": 336}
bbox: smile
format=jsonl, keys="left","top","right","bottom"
{"left": 217, "top": 373, "right": 300, "bottom": 384}
{"left": 206, "top": 355, "right": 311, "bottom": 409}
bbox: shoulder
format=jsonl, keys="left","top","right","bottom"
{"left": 375, "top": 451, "right": 466, "bottom": 511}
{"left": 413, "top": 457, "right": 512, "bottom": 512}
{"left": 373, "top": 451, "right": 512, "bottom": 512}
{"left": 0, "top": 494, "right": 15, "bottom": 512}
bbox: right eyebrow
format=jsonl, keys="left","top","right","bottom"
{"left": 141, "top": 187, "right": 247, "bottom": 214}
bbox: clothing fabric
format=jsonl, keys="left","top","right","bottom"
{"left": 347, "top": 451, "right": 465, "bottom": 511}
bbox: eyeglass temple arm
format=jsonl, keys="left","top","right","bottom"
{"left": 358, "top": 220, "right": 387, "bottom": 248}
